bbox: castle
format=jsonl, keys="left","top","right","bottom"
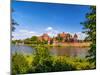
{"left": 38, "top": 32, "right": 78, "bottom": 45}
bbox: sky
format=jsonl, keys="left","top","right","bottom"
{"left": 12, "top": 1, "right": 90, "bottom": 40}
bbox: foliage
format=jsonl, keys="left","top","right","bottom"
{"left": 12, "top": 53, "right": 29, "bottom": 75}
{"left": 56, "top": 34, "right": 63, "bottom": 42}
{"left": 12, "top": 47, "right": 94, "bottom": 74}
{"left": 12, "top": 19, "right": 18, "bottom": 31}
{"left": 30, "top": 36, "right": 38, "bottom": 41}
{"left": 29, "top": 46, "right": 93, "bottom": 73}
{"left": 12, "top": 40, "right": 16, "bottom": 44}
{"left": 52, "top": 56, "right": 93, "bottom": 71}
{"left": 31, "top": 46, "right": 52, "bottom": 72}
{"left": 12, "top": 9, "right": 19, "bottom": 32}
{"left": 52, "top": 56, "right": 76, "bottom": 71}
{"left": 11, "top": 40, "right": 23, "bottom": 44}
{"left": 23, "top": 36, "right": 46, "bottom": 45}
{"left": 81, "top": 6, "right": 96, "bottom": 67}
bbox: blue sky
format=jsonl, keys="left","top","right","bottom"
{"left": 12, "top": 1, "right": 90, "bottom": 40}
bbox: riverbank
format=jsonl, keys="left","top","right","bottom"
{"left": 23, "top": 42, "right": 91, "bottom": 48}
{"left": 56, "top": 42, "right": 91, "bottom": 47}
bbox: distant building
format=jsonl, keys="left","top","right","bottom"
{"left": 59, "top": 32, "right": 67, "bottom": 38}
{"left": 38, "top": 36, "right": 43, "bottom": 42}
{"left": 42, "top": 33, "right": 50, "bottom": 41}
{"left": 73, "top": 34, "right": 78, "bottom": 42}
{"left": 58, "top": 32, "right": 67, "bottom": 42}
{"left": 38, "top": 33, "right": 50, "bottom": 42}
{"left": 38, "top": 32, "right": 78, "bottom": 43}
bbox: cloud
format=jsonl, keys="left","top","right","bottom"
{"left": 73, "top": 32, "right": 87, "bottom": 40}
{"left": 12, "top": 28, "right": 87, "bottom": 40}
{"left": 45, "top": 27, "right": 59, "bottom": 37}
{"left": 19, "top": 29, "right": 36, "bottom": 36}
{"left": 46, "top": 27, "right": 53, "bottom": 31}
{"left": 12, "top": 29, "right": 37, "bottom": 40}
{"left": 19, "top": 29, "right": 28, "bottom": 33}
{"left": 66, "top": 32, "right": 87, "bottom": 40}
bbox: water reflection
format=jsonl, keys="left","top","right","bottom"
{"left": 49, "top": 47, "right": 89, "bottom": 58}
{"left": 11, "top": 44, "right": 34, "bottom": 55}
{"left": 11, "top": 44, "right": 89, "bottom": 58}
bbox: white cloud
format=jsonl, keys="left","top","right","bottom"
{"left": 77, "top": 32, "right": 87, "bottom": 40}
{"left": 19, "top": 29, "right": 28, "bottom": 33}
{"left": 45, "top": 27, "right": 59, "bottom": 37}
{"left": 66, "top": 32, "right": 87, "bottom": 40}
{"left": 12, "top": 29, "right": 38, "bottom": 40}
{"left": 12, "top": 28, "right": 87, "bottom": 40}
{"left": 74, "top": 32, "right": 87, "bottom": 40}
{"left": 46, "top": 27, "right": 53, "bottom": 31}
{"left": 29, "top": 31, "right": 35, "bottom": 34}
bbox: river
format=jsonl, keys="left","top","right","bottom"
{"left": 11, "top": 44, "right": 89, "bottom": 58}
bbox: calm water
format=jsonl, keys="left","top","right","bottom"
{"left": 11, "top": 44, "right": 34, "bottom": 55}
{"left": 49, "top": 47, "right": 89, "bottom": 58}
{"left": 11, "top": 44, "right": 89, "bottom": 58}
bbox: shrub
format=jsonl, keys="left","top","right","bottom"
{"left": 11, "top": 53, "right": 29, "bottom": 75}
{"left": 31, "top": 46, "right": 76, "bottom": 73}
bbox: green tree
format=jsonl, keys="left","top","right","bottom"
{"left": 56, "top": 34, "right": 63, "bottom": 42}
{"left": 81, "top": 6, "right": 96, "bottom": 68}
{"left": 29, "top": 36, "right": 39, "bottom": 44}
{"left": 31, "top": 46, "right": 52, "bottom": 72}
{"left": 24, "top": 38, "right": 32, "bottom": 44}
{"left": 12, "top": 19, "right": 18, "bottom": 31}
{"left": 30, "top": 36, "right": 38, "bottom": 41}
{"left": 12, "top": 9, "right": 19, "bottom": 32}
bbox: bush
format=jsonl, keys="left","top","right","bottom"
{"left": 30, "top": 46, "right": 76, "bottom": 73}
{"left": 11, "top": 53, "right": 29, "bottom": 75}
{"left": 31, "top": 46, "right": 53, "bottom": 73}
{"left": 52, "top": 60, "right": 76, "bottom": 71}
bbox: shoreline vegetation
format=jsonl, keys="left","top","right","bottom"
{"left": 12, "top": 45, "right": 95, "bottom": 75}
{"left": 24, "top": 42, "right": 91, "bottom": 48}
{"left": 12, "top": 42, "right": 91, "bottom": 48}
